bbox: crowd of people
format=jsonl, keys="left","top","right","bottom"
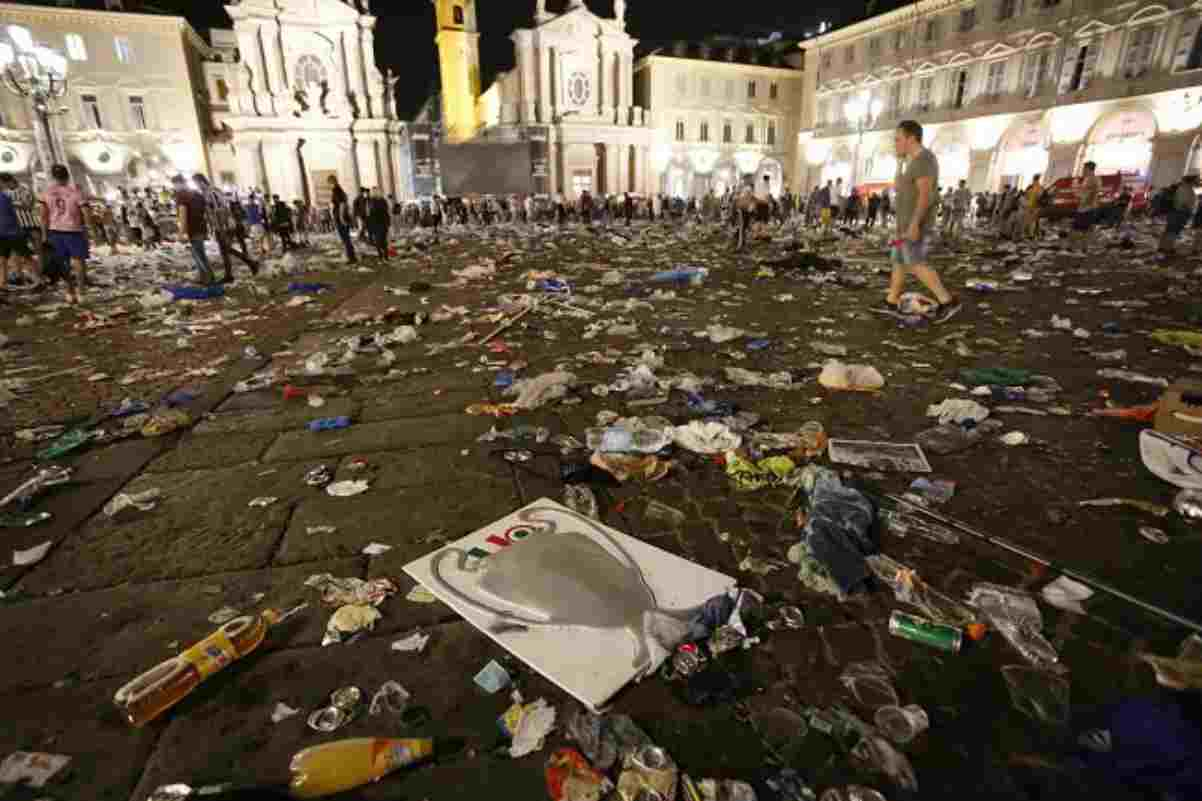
{"left": 3, "top": 127, "right": 1200, "bottom": 309}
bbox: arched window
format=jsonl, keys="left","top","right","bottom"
{"left": 453, "top": 5, "right": 464, "bottom": 25}
{"left": 295, "top": 55, "right": 328, "bottom": 93}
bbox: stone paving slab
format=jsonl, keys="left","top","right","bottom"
{"left": 0, "top": 675, "right": 158, "bottom": 801}
{"left": 193, "top": 397, "right": 360, "bottom": 436}
{"left": 275, "top": 478, "right": 518, "bottom": 567}
{"left": 17, "top": 462, "right": 325, "bottom": 594}
{"left": 331, "top": 445, "right": 509, "bottom": 489}
{"left": 0, "top": 477, "right": 127, "bottom": 593}
{"left": 0, "top": 559, "right": 361, "bottom": 694}
{"left": 357, "top": 387, "right": 481, "bottom": 422}
{"left": 143, "top": 431, "right": 279, "bottom": 473}
{"left": 128, "top": 624, "right": 567, "bottom": 801}
{"left": 261, "top": 414, "right": 490, "bottom": 462}
{"left": 64, "top": 438, "right": 170, "bottom": 482}
{"left": 349, "top": 368, "right": 484, "bottom": 400}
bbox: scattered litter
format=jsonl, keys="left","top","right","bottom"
{"left": 474, "top": 659, "right": 512, "bottom": 694}
{"left": 271, "top": 702, "right": 300, "bottom": 723}
{"left": 13, "top": 541, "right": 52, "bottom": 566}
{"left": 326, "top": 480, "right": 370, "bottom": 497}
{"left": 391, "top": 631, "right": 431, "bottom": 653}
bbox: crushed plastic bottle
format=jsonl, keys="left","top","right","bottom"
{"left": 650, "top": 267, "right": 708, "bottom": 287}
{"left": 289, "top": 738, "right": 434, "bottom": 798}
{"left": 968, "top": 583, "right": 1059, "bottom": 668}
{"left": 114, "top": 604, "right": 307, "bottom": 726}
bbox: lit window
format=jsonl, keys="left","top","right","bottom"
{"left": 699, "top": 121, "right": 709, "bottom": 142}
{"left": 747, "top": 80, "right": 756, "bottom": 98}
{"left": 675, "top": 120, "right": 685, "bottom": 141}
{"left": 869, "top": 37, "right": 880, "bottom": 56}
{"left": 769, "top": 81, "right": 778, "bottom": 100}
{"left": 767, "top": 120, "right": 776, "bottom": 146}
{"left": 129, "top": 95, "right": 147, "bottom": 129}
{"left": 81, "top": 93, "right": 103, "bottom": 128}
{"left": 723, "top": 120, "right": 732, "bottom": 143}
{"left": 65, "top": 34, "right": 87, "bottom": 61}
{"left": 745, "top": 123, "right": 755, "bottom": 143}
{"left": 114, "top": 36, "right": 133, "bottom": 64}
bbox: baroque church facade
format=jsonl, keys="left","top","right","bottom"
{"left": 432, "top": 0, "right": 656, "bottom": 197}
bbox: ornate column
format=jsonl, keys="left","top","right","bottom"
{"left": 538, "top": 42, "right": 553, "bottom": 124}
{"left": 1150, "top": 131, "right": 1196, "bottom": 188}
{"left": 260, "top": 22, "right": 286, "bottom": 116}
{"left": 598, "top": 43, "right": 612, "bottom": 120}
{"left": 968, "top": 148, "right": 993, "bottom": 192}
{"left": 605, "top": 143, "right": 620, "bottom": 194}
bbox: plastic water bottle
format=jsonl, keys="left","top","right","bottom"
{"left": 650, "top": 267, "right": 708, "bottom": 286}
{"left": 308, "top": 416, "right": 351, "bottom": 432}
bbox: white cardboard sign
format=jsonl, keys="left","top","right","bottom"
{"left": 403, "top": 499, "right": 735, "bottom": 711}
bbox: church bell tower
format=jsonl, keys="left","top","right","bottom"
{"left": 432, "top": 0, "right": 481, "bottom": 143}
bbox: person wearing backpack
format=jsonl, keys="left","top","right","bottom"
{"left": 1159, "top": 174, "right": 1198, "bottom": 256}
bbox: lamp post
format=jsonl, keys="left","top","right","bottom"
{"left": 843, "top": 91, "right": 883, "bottom": 191}
{"left": 0, "top": 25, "right": 69, "bottom": 187}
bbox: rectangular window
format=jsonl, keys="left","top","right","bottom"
{"left": 767, "top": 120, "right": 776, "bottom": 146}
{"left": 1060, "top": 41, "right": 1098, "bottom": 92}
{"left": 745, "top": 123, "right": 755, "bottom": 143}
{"left": 869, "top": 37, "right": 881, "bottom": 56}
{"left": 769, "top": 81, "right": 778, "bottom": 100}
{"left": 953, "top": 68, "right": 970, "bottom": 107}
{"left": 960, "top": 8, "right": 976, "bottom": 32}
{"left": 699, "top": 121, "right": 709, "bottom": 142}
{"left": 572, "top": 172, "right": 592, "bottom": 196}
{"left": 64, "top": 33, "right": 87, "bottom": 61}
{"left": 81, "top": 93, "right": 102, "bottom": 128}
{"left": 894, "top": 29, "right": 906, "bottom": 50}
{"left": 889, "top": 81, "right": 903, "bottom": 112}
{"left": 918, "top": 75, "right": 933, "bottom": 109}
{"left": 675, "top": 120, "right": 685, "bottom": 141}
{"left": 723, "top": 120, "right": 733, "bottom": 142}
{"left": 452, "top": 5, "right": 464, "bottom": 25}
{"left": 985, "top": 60, "right": 1006, "bottom": 95}
{"left": 114, "top": 36, "right": 132, "bottom": 64}
{"left": 1124, "top": 26, "right": 1161, "bottom": 76}
{"left": 1024, "top": 49, "right": 1052, "bottom": 96}
{"left": 997, "top": 0, "right": 1017, "bottom": 21}
{"left": 844, "top": 45, "right": 855, "bottom": 64}
{"left": 129, "top": 95, "right": 147, "bottom": 129}
{"left": 925, "top": 19, "right": 940, "bottom": 43}
{"left": 747, "top": 80, "right": 756, "bottom": 98}
{"left": 1174, "top": 16, "right": 1202, "bottom": 71}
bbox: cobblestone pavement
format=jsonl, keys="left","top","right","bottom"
{"left": 0, "top": 222, "right": 1200, "bottom": 800}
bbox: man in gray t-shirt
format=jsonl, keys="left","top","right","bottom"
{"left": 884, "top": 120, "right": 960, "bottom": 322}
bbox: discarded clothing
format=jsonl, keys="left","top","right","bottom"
{"left": 793, "top": 466, "right": 878, "bottom": 596}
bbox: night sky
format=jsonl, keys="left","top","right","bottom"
{"left": 159, "top": 0, "right": 911, "bottom": 118}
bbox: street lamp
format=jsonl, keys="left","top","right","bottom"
{"left": 843, "top": 91, "right": 883, "bottom": 190}
{"left": 0, "top": 25, "right": 70, "bottom": 186}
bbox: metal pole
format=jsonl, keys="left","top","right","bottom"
{"left": 881, "top": 493, "right": 1202, "bottom": 634}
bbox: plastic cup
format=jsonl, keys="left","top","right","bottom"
{"left": 874, "top": 704, "right": 929, "bottom": 744}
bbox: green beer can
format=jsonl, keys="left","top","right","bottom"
{"left": 888, "top": 610, "right": 963, "bottom": 653}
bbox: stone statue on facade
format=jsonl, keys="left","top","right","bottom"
{"left": 615, "top": 0, "right": 626, "bottom": 28}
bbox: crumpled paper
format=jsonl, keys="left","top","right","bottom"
{"left": 507, "top": 371, "right": 576, "bottom": 409}
{"left": 672, "top": 421, "right": 742, "bottom": 454}
{"left": 501, "top": 698, "right": 558, "bottom": 758}
{"left": 927, "top": 398, "right": 990, "bottom": 426}
{"left": 819, "top": 361, "right": 885, "bottom": 392}
{"left": 322, "top": 603, "right": 381, "bottom": 646}
{"left": 305, "top": 573, "right": 397, "bottom": 607}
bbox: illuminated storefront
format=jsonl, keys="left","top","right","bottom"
{"left": 1083, "top": 110, "right": 1156, "bottom": 188}
{"left": 996, "top": 119, "right": 1049, "bottom": 189}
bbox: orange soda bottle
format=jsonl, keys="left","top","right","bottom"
{"left": 289, "top": 738, "right": 435, "bottom": 798}
{"left": 113, "top": 604, "right": 305, "bottom": 727}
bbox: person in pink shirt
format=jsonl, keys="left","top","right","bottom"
{"left": 40, "top": 164, "right": 90, "bottom": 304}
